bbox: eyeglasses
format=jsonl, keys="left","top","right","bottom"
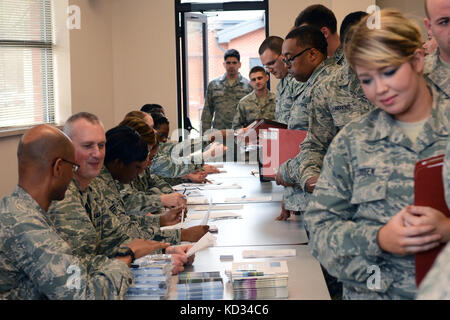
{"left": 263, "top": 54, "right": 280, "bottom": 69}
{"left": 59, "top": 158, "right": 80, "bottom": 173}
{"left": 282, "top": 48, "right": 312, "bottom": 66}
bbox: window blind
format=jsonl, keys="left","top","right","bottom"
{"left": 0, "top": 0, "right": 55, "bottom": 129}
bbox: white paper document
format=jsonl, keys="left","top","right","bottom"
{"left": 188, "top": 211, "right": 242, "bottom": 220}
{"left": 242, "top": 249, "right": 296, "bottom": 259}
{"left": 190, "top": 204, "right": 244, "bottom": 211}
{"left": 174, "top": 183, "right": 240, "bottom": 191}
{"left": 187, "top": 197, "right": 209, "bottom": 205}
{"left": 186, "top": 232, "right": 217, "bottom": 257}
{"left": 224, "top": 195, "right": 272, "bottom": 203}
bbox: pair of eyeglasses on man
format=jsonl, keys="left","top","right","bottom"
{"left": 56, "top": 158, "right": 80, "bottom": 173}
{"left": 282, "top": 48, "right": 312, "bottom": 66}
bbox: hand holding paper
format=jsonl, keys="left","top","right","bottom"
{"left": 186, "top": 232, "right": 217, "bottom": 257}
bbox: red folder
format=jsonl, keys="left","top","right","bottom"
{"left": 243, "top": 119, "right": 287, "bottom": 147}
{"left": 414, "top": 154, "right": 449, "bottom": 286}
{"left": 258, "top": 128, "right": 307, "bottom": 182}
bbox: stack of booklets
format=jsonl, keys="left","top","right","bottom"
{"left": 125, "top": 254, "right": 173, "bottom": 300}
{"left": 229, "top": 261, "right": 289, "bottom": 299}
{"left": 177, "top": 271, "right": 224, "bottom": 300}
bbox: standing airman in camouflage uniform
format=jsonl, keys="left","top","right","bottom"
{"left": 294, "top": 4, "right": 342, "bottom": 65}
{"left": 0, "top": 124, "right": 135, "bottom": 299}
{"left": 201, "top": 49, "right": 252, "bottom": 131}
{"left": 305, "top": 10, "right": 450, "bottom": 299}
{"left": 275, "top": 26, "right": 337, "bottom": 214}
{"left": 275, "top": 75, "right": 302, "bottom": 125}
{"left": 232, "top": 66, "right": 276, "bottom": 129}
{"left": 296, "top": 63, "right": 375, "bottom": 194}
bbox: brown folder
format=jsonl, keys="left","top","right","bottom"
{"left": 258, "top": 128, "right": 307, "bottom": 182}
{"left": 413, "top": 154, "right": 449, "bottom": 286}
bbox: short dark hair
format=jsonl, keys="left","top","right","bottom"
{"left": 285, "top": 26, "right": 328, "bottom": 56}
{"left": 151, "top": 112, "right": 169, "bottom": 130}
{"left": 258, "top": 36, "right": 284, "bottom": 55}
{"left": 339, "top": 11, "right": 368, "bottom": 44}
{"left": 224, "top": 49, "right": 240, "bottom": 61}
{"left": 141, "top": 104, "right": 165, "bottom": 115}
{"left": 249, "top": 66, "right": 267, "bottom": 77}
{"left": 294, "top": 4, "right": 337, "bottom": 34}
{"left": 105, "top": 125, "right": 148, "bottom": 165}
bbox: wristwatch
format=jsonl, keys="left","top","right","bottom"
{"left": 115, "top": 246, "right": 135, "bottom": 263}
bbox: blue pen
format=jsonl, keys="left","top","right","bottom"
{"left": 241, "top": 195, "right": 247, "bottom": 199}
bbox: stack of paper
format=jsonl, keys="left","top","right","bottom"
{"left": 229, "top": 261, "right": 289, "bottom": 299}
{"left": 125, "top": 254, "right": 173, "bottom": 300}
{"left": 177, "top": 271, "right": 224, "bottom": 300}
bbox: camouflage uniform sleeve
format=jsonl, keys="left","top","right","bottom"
{"left": 95, "top": 174, "right": 181, "bottom": 245}
{"left": 120, "top": 183, "right": 163, "bottom": 215}
{"left": 416, "top": 241, "right": 450, "bottom": 299}
{"left": 231, "top": 98, "right": 245, "bottom": 130}
{"left": 47, "top": 182, "right": 103, "bottom": 259}
{"left": 201, "top": 82, "right": 214, "bottom": 133}
{"left": 297, "top": 84, "right": 338, "bottom": 190}
{"left": 149, "top": 174, "right": 175, "bottom": 193}
{"left": 304, "top": 130, "right": 392, "bottom": 290}
{"left": 1, "top": 196, "right": 133, "bottom": 300}
{"left": 151, "top": 140, "right": 203, "bottom": 178}
{"left": 128, "top": 214, "right": 181, "bottom": 245}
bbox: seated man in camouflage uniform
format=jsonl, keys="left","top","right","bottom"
{"left": 231, "top": 66, "right": 276, "bottom": 130}
{"left": 0, "top": 124, "right": 161, "bottom": 299}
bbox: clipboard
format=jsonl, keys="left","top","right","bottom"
{"left": 413, "top": 154, "right": 449, "bottom": 286}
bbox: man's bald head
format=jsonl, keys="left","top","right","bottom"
{"left": 18, "top": 124, "right": 74, "bottom": 174}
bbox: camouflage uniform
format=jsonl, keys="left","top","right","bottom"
{"left": 280, "top": 58, "right": 338, "bottom": 211}
{"left": 119, "top": 166, "right": 175, "bottom": 215}
{"left": 275, "top": 75, "right": 302, "bottom": 125}
{"left": 48, "top": 179, "right": 133, "bottom": 259}
{"left": 304, "top": 87, "right": 450, "bottom": 299}
{"left": 151, "top": 140, "right": 204, "bottom": 178}
{"left": 94, "top": 166, "right": 181, "bottom": 244}
{"left": 424, "top": 49, "right": 450, "bottom": 100}
{"left": 333, "top": 46, "right": 345, "bottom": 66}
{"left": 201, "top": 73, "right": 252, "bottom": 131}
{"left": 417, "top": 241, "right": 450, "bottom": 299}
{"left": 131, "top": 167, "right": 173, "bottom": 194}
{"left": 231, "top": 90, "right": 276, "bottom": 129}
{"left": 296, "top": 62, "right": 375, "bottom": 191}
{"left": 0, "top": 186, "right": 133, "bottom": 299}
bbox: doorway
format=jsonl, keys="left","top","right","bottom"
{"left": 175, "top": 0, "right": 269, "bottom": 139}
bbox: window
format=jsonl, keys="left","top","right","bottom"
{"left": 0, "top": 0, "right": 55, "bottom": 129}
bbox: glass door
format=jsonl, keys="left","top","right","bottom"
{"left": 183, "top": 13, "right": 208, "bottom": 138}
